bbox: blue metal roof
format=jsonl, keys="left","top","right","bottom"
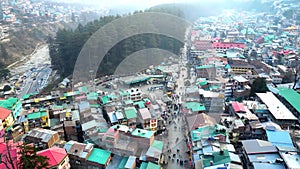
{"left": 252, "top": 163, "right": 285, "bottom": 169}
{"left": 266, "top": 130, "right": 294, "bottom": 148}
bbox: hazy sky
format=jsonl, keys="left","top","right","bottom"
{"left": 57, "top": 0, "right": 255, "bottom": 9}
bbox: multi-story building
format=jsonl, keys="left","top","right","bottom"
{"left": 212, "top": 42, "right": 245, "bottom": 52}
{"left": 64, "top": 140, "right": 94, "bottom": 168}
{"left": 124, "top": 107, "right": 137, "bottom": 127}
{"left": 196, "top": 65, "right": 217, "bottom": 79}
{"left": 23, "top": 128, "right": 60, "bottom": 149}
{"left": 0, "top": 107, "right": 13, "bottom": 137}
{"left": 37, "top": 147, "right": 71, "bottom": 169}
{"left": 0, "top": 97, "right": 22, "bottom": 120}
{"left": 138, "top": 108, "right": 152, "bottom": 129}
{"left": 224, "top": 76, "right": 251, "bottom": 98}
{"left": 256, "top": 92, "right": 298, "bottom": 128}
{"left": 24, "top": 110, "right": 50, "bottom": 131}
{"left": 128, "top": 88, "right": 143, "bottom": 102}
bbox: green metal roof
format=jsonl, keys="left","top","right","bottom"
{"left": 90, "top": 104, "right": 100, "bottom": 108}
{"left": 27, "top": 111, "right": 48, "bottom": 120}
{"left": 151, "top": 140, "right": 164, "bottom": 150}
{"left": 52, "top": 105, "right": 63, "bottom": 110}
{"left": 119, "top": 90, "right": 130, "bottom": 96}
{"left": 118, "top": 157, "right": 129, "bottom": 169}
{"left": 79, "top": 86, "right": 89, "bottom": 93}
{"left": 143, "top": 98, "right": 151, "bottom": 103}
{"left": 155, "top": 66, "right": 164, "bottom": 71}
{"left": 195, "top": 65, "right": 214, "bottom": 69}
{"left": 87, "top": 148, "right": 111, "bottom": 165}
{"left": 225, "top": 64, "right": 231, "bottom": 69}
{"left": 133, "top": 101, "right": 145, "bottom": 108}
{"left": 198, "top": 81, "right": 208, "bottom": 86}
{"left": 202, "top": 150, "right": 231, "bottom": 167}
{"left": 264, "top": 34, "right": 275, "bottom": 43}
{"left": 87, "top": 92, "right": 98, "bottom": 100}
{"left": 191, "top": 124, "right": 227, "bottom": 142}
{"left": 146, "top": 162, "right": 161, "bottom": 169}
{"left": 108, "top": 94, "right": 117, "bottom": 99}
{"left": 50, "top": 118, "right": 60, "bottom": 127}
{"left": 132, "top": 128, "right": 154, "bottom": 138}
{"left": 98, "top": 128, "right": 108, "bottom": 133}
{"left": 124, "top": 107, "right": 137, "bottom": 119}
{"left": 277, "top": 87, "right": 300, "bottom": 113}
{"left": 22, "top": 94, "right": 31, "bottom": 100}
{"left": 64, "top": 91, "right": 80, "bottom": 97}
{"left": 0, "top": 97, "right": 19, "bottom": 110}
{"left": 5, "top": 126, "right": 12, "bottom": 132}
{"left": 102, "top": 96, "right": 110, "bottom": 105}
{"left": 207, "top": 85, "right": 220, "bottom": 91}
{"left": 241, "top": 28, "right": 256, "bottom": 35}
{"left": 149, "top": 75, "right": 165, "bottom": 78}
{"left": 140, "top": 162, "right": 148, "bottom": 169}
{"left": 185, "top": 102, "right": 206, "bottom": 112}
{"left": 124, "top": 76, "right": 150, "bottom": 85}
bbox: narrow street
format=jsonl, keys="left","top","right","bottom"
{"left": 155, "top": 48, "right": 194, "bottom": 168}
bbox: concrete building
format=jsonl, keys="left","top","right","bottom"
{"left": 37, "top": 147, "right": 71, "bottom": 169}
{"left": 256, "top": 92, "right": 298, "bottom": 128}
{"left": 23, "top": 128, "right": 60, "bottom": 149}
{"left": 64, "top": 140, "right": 94, "bottom": 168}
{"left": 242, "top": 139, "right": 285, "bottom": 169}
{"left": 196, "top": 65, "right": 217, "bottom": 79}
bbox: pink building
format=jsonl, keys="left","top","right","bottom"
{"left": 212, "top": 42, "right": 245, "bottom": 51}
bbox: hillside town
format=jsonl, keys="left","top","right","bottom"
{"left": 1, "top": 0, "right": 300, "bottom": 169}
{"left": 0, "top": 0, "right": 106, "bottom": 42}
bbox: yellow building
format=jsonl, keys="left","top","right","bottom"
{"left": 0, "top": 107, "right": 14, "bottom": 133}
{"left": 25, "top": 110, "right": 50, "bottom": 131}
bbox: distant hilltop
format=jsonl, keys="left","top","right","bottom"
{"left": 0, "top": 21, "right": 74, "bottom": 66}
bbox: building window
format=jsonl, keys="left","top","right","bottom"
{"left": 61, "top": 159, "right": 65, "bottom": 166}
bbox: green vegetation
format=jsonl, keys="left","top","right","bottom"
{"left": 0, "top": 45, "right": 10, "bottom": 82}
{"left": 18, "top": 143, "right": 49, "bottom": 169}
{"left": 0, "top": 62, "right": 10, "bottom": 82}
{"left": 49, "top": 9, "right": 184, "bottom": 78}
{"left": 250, "top": 77, "right": 268, "bottom": 96}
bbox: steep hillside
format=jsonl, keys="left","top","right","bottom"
{"left": 0, "top": 21, "right": 77, "bottom": 66}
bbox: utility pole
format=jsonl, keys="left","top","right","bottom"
{"left": 293, "top": 25, "right": 300, "bottom": 89}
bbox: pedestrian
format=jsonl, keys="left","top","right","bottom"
{"left": 177, "top": 159, "right": 179, "bottom": 163}
{"left": 180, "top": 160, "right": 183, "bottom": 166}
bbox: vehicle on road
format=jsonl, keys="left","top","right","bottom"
{"left": 148, "top": 85, "right": 164, "bottom": 91}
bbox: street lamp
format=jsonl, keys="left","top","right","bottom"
{"left": 293, "top": 54, "right": 299, "bottom": 89}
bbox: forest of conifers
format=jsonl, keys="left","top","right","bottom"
{"left": 49, "top": 6, "right": 185, "bottom": 78}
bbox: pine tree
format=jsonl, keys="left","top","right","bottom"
{"left": 18, "top": 143, "right": 49, "bottom": 169}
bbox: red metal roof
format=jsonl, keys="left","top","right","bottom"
{"left": 37, "top": 147, "right": 67, "bottom": 167}
{"left": 0, "top": 143, "right": 5, "bottom": 154}
{"left": 212, "top": 42, "right": 245, "bottom": 49}
{"left": 232, "top": 102, "right": 246, "bottom": 113}
{"left": 0, "top": 107, "right": 12, "bottom": 121}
